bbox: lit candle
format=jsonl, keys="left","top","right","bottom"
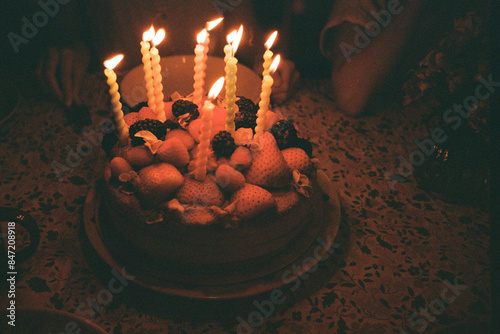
{"left": 141, "top": 26, "right": 156, "bottom": 109}
{"left": 151, "top": 29, "right": 166, "bottom": 121}
{"left": 255, "top": 55, "right": 280, "bottom": 137}
{"left": 193, "top": 18, "right": 223, "bottom": 108}
{"left": 193, "top": 29, "right": 208, "bottom": 108}
{"left": 262, "top": 31, "right": 277, "bottom": 77}
{"left": 195, "top": 77, "right": 225, "bottom": 181}
{"left": 103, "top": 54, "right": 128, "bottom": 145}
{"left": 224, "top": 25, "right": 243, "bottom": 133}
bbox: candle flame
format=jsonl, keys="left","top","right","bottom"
{"left": 269, "top": 54, "right": 280, "bottom": 74}
{"left": 208, "top": 77, "right": 225, "bottom": 100}
{"left": 153, "top": 29, "right": 166, "bottom": 46}
{"left": 226, "top": 30, "right": 237, "bottom": 44}
{"left": 265, "top": 31, "right": 278, "bottom": 49}
{"left": 232, "top": 25, "right": 243, "bottom": 55}
{"left": 197, "top": 29, "right": 208, "bottom": 44}
{"left": 104, "top": 54, "right": 124, "bottom": 70}
{"left": 207, "top": 17, "right": 223, "bottom": 31}
{"left": 143, "top": 26, "right": 155, "bottom": 42}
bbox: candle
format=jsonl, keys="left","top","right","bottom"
{"left": 262, "top": 31, "right": 277, "bottom": 77}
{"left": 151, "top": 29, "right": 166, "bottom": 121}
{"left": 193, "top": 18, "right": 223, "bottom": 108}
{"left": 195, "top": 77, "right": 225, "bottom": 181}
{"left": 224, "top": 25, "right": 243, "bottom": 133}
{"left": 193, "top": 29, "right": 208, "bottom": 108}
{"left": 255, "top": 55, "right": 280, "bottom": 137}
{"left": 103, "top": 54, "right": 128, "bottom": 145}
{"left": 141, "top": 26, "right": 156, "bottom": 109}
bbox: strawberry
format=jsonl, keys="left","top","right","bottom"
{"left": 122, "top": 145, "right": 154, "bottom": 167}
{"left": 176, "top": 175, "right": 225, "bottom": 207}
{"left": 166, "top": 129, "right": 195, "bottom": 150}
{"left": 138, "top": 106, "right": 157, "bottom": 120}
{"left": 264, "top": 110, "right": 280, "bottom": 130}
{"left": 281, "top": 147, "right": 311, "bottom": 174}
{"left": 244, "top": 132, "right": 290, "bottom": 188}
{"left": 215, "top": 164, "right": 245, "bottom": 192}
{"left": 134, "top": 163, "right": 184, "bottom": 205}
{"left": 109, "top": 157, "right": 133, "bottom": 179}
{"left": 272, "top": 190, "right": 301, "bottom": 214}
{"left": 229, "top": 146, "right": 253, "bottom": 171}
{"left": 187, "top": 108, "right": 227, "bottom": 142}
{"left": 156, "top": 137, "right": 190, "bottom": 168}
{"left": 124, "top": 112, "right": 140, "bottom": 126}
{"left": 230, "top": 183, "right": 275, "bottom": 220}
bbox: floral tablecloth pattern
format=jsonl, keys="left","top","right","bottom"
{"left": 0, "top": 75, "right": 490, "bottom": 334}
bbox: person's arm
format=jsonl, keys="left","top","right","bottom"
{"left": 320, "top": 0, "right": 427, "bottom": 116}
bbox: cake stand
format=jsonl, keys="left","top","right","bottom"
{"left": 82, "top": 171, "right": 341, "bottom": 300}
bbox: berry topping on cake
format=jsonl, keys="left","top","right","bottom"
{"left": 102, "top": 132, "right": 118, "bottom": 155}
{"left": 292, "top": 137, "right": 313, "bottom": 157}
{"left": 281, "top": 147, "right": 311, "bottom": 174}
{"left": 215, "top": 164, "right": 246, "bottom": 192}
{"left": 109, "top": 157, "right": 133, "bottom": 180}
{"left": 235, "top": 111, "right": 258, "bottom": 131}
{"left": 172, "top": 99, "right": 199, "bottom": 119}
{"left": 236, "top": 96, "right": 258, "bottom": 114}
{"left": 176, "top": 175, "right": 225, "bottom": 207}
{"left": 133, "top": 163, "right": 184, "bottom": 206}
{"left": 229, "top": 146, "right": 253, "bottom": 171}
{"left": 124, "top": 112, "right": 140, "bottom": 126}
{"left": 212, "top": 131, "right": 236, "bottom": 157}
{"left": 129, "top": 119, "right": 168, "bottom": 141}
{"left": 271, "top": 120, "right": 298, "bottom": 150}
{"left": 230, "top": 183, "right": 276, "bottom": 220}
{"left": 138, "top": 107, "right": 157, "bottom": 120}
{"left": 156, "top": 138, "right": 190, "bottom": 168}
{"left": 244, "top": 132, "right": 290, "bottom": 188}
{"left": 166, "top": 129, "right": 195, "bottom": 150}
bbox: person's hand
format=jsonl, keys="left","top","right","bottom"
{"left": 36, "top": 42, "right": 90, "bottom": 107}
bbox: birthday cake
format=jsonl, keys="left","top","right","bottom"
{"left": 97, "top": 92, "right": 334, "bottom": 284}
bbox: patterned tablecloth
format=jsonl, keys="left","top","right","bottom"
{"left": 0, "top": 74, "right": 490, "bottom": 334}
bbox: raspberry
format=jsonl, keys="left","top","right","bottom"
{"left": 236, "top": 96, "right": 257, "bottom": 114}
{"left": 212, "top": 131, "right": 236, "bottom": 157}
{"left": 293, "top": 137, "right": 313, "bottom": 157}
{"left": 235, "top": 112, "right": 257, "bottom": 131}
{"left": 172, "top": 99, "right": 199, "bottom": 119}
{"left": 271, "top": 120, "right": 298, "bottom": 150}
{"left": 129, "top": 118, "right": 167, "bottom": 142}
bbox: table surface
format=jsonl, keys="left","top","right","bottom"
{"left": 0, "top": 74, "right": 490, "bottom": 334}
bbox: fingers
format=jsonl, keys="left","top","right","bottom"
{"left": 45, "top": 47, "right": 64, "bottom": 102}
{"left": 60, "top": 48, "right": 74, "bottom": 107}
{"left": 270, "top": 60, "right": 300, "bottom": 104}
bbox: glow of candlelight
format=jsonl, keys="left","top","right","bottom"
{"left": 265, "top": 31, "right": 278, "bottom": 49}
{"left": 226, "top": 30, "right": 237, "bottom": 44}
{"left": 197, "top": 29, "right": 208, "bottom": 44}
{"left": 232, "top": 25, "right": 243, "bottom": 55}
{"left": 104, "top": 54, "right": 124, "bottom": 70}
{"left": 143, "top": 26, "right": 155, "bottom": 41}
{"left": 209, "top": 77, "right": 225, "bottom": 100}
{"left": 269, "top": 54, "right": 281, "bottom": 74}
{"left": 152, "top": 29, "right": 166, "bottom": 46}
{"left": 206, "top": 17, "right": 223, "bottom": 31}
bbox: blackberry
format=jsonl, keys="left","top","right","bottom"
{"left": 172, "top": 99, "right": 199, "bottom": 119}
{"left": 271, "top": 120, "right": 298, "bottom": 150}
{"left": 236, "top": 96, "right": 257, "bottom": 114}
{"left": 128, "top": 101, "right": 148, "bottom": 114}
{"left": 293, "top": 137, "right": 313, "bottom": 157}
{"left": 235, "top": 112, "right": 257, "bottom": 131}
{"left": 164, "top": 119, "right": 180, "bottom": 130}
{"left": 129, "top": 118, "right": 167, "bottom": 141}
{"left": 212, "top": 131, "right": 236, "bottom": 157}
